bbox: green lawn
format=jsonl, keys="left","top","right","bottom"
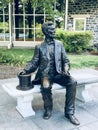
{"left": 0, "top": 48, "right": 98, "bottom": 69}
{"left": 68, "top": 54, "right": 98, "bottom": 69}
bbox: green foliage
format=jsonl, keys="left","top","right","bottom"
{"left": 0, "top": 22, "right": 9, "bottom": 33}
{"left": 28, "top": 0, "right": 55, "bottom": 15}
{"left": 0, "top": 48, "right": 98, "bottom": 69}
{"left": 0, "top": 48, "right": 34, "bottom": 66}
{"left": 0, "top": 0, "right": 77, "bottom": 22}
{"left": 0, "top": 0, "right": 10, "bottom": 9}
{"left": 35, "top": 24, "right": 44, "bottom": 38}
{"left": 56, "top": 29, "right": 93, "bottom": 53}
{"left": 0, "top": 53, "right": 24, "bottom": 66}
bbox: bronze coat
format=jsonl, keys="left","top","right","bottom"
{"left": 24, "top": 40, "right": 70, "bottom": 81}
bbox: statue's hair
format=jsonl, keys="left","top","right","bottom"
{"left": 42, "top": 21, "right": 54, "bottom": 34}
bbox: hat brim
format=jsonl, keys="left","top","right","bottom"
{"left": 16, "top": 84, "right": 34, "bottom": 91}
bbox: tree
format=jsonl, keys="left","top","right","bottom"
{"left": 27, "top": 0, "right": 33, "bottom": 38}
{"left": 0, "top": 0, "right": 9, "bottom": 6}
{"left": 30, "top": 0, "right": 56, "bottom": 20}
{"left": 15, "top": 0, "right": 19, "bottom": 39}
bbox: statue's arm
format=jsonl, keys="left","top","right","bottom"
{"left": 61, "top": 44, "right": 70, "bottom": 73}
{"left": 24, "top": 45, "right": 40, "bottom": 74}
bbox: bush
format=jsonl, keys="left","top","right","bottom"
{"left": 35, "top": 24, "right": 44, "bottom": 38}
{"left": 56, "top": 29, "right": 93, "bottom": 53}
{"left": 0, "top": 49, "right": 29, "bottom": 66}
{"left": 0, "top": 22, "right": 9, "bottom": 33}
{"left": 0, "top": 52, "right": 25, "bottom": 66}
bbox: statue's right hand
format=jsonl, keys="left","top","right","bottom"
{"left": 19, "top": 70, "right": 27, "bottom": 75}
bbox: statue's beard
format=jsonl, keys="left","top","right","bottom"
{"left": 46, "top": 34, "right": 55, "bottom": 40}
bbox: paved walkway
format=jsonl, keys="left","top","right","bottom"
{"left": 0, "top": 69, "right": 98, "bottom": 130}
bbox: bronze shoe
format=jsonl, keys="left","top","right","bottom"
{"left": 65, "top": 114, "right": 80, "bottom": 125}
{"left": 43, "top": 109, "right": 52, "bottom": 120}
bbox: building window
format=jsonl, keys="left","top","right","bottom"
{"left": 0, "top": 0, "right": 58, "bottom": 43}
{"left": 73, "top": 18, "right": 86, "bottom": 31}
{"left": 12, "top": 1, "right": 46, "bottom": 42}
{"left": 0, "top": 3, "right": 9, "bottom": 41}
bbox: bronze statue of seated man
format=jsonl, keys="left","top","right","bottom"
{"left": 21, "top": 21, "right": 80, "bottom": 125}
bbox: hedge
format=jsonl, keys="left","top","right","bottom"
{"left": 56, "top": 29, "right": 93, "bottom": 53}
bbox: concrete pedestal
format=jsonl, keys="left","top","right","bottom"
{"left": 76, "top": 84, "right": 93, "bottom": 102}
{"left": 2, "top": 82, "right": 37, "bottom": 118}
{"left": 16, "top": 94, "right": 35, "bottom": 118}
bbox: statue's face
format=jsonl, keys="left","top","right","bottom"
{"left": 47, "top": 24, "right": 55, "bottom": 39}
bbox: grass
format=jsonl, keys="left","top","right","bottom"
{"left": 68, "top": 54, "right": 98, "bottom": 69}
{"left": 0, "top": 48, "right": 98, "bottom": 69}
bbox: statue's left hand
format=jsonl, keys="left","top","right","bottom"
{"left": 64, "top": 64, "right": 70, "bottom": 72}
{"left": 62, "top": 71, "right": 70, "bottom": 77}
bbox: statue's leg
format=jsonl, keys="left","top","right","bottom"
{"left": 54, "top": 74, "right": 76, "bottom": 115}
{"left": 54, "top": 74, "right": 80, "bottom": 125}
{"left": 64, "top": 77, "right": 77, "bottom": 115}
{"left": 41, "top": 77, "right": 53, "bottom": 120}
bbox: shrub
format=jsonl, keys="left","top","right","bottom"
{"left": 56, "top": 29, "right": 93, "bottom": 53}
{"left": 0, "top": 22, "right": 9, "bottom": 33}
{"left": 0, "top": 53, "right": 25, "bottom": 66}
{"left": 0, "top": 49, "right": 27, "bottom": 66}
{"left": 35, "top": 24, "right": 44, "bottom": 38}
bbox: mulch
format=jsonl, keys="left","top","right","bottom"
{"left": 0, "top": 64, "right": 98, "bottom": 80}
{"left": 0, "top": 65, "right": 24, "bottom": 79}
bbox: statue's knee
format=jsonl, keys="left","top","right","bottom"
{"left": 42, "top": 77, "right": 50, "bottom": 88}
{"left": 70, "top": 77, "right": 77, "bottom": 86}
{"left": 73, "top": 80, "right": 77, "bottom": 87}
{"left": 71, "top": 80, "right": 77, "bottom": 91}
{"left": 67, "top": 78, "right": 77, "bottom": 90}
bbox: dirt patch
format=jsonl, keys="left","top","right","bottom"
{"left": 0, "top": 64, "right": 97, "bottom": 80}
{"left": 0, "top": 65, "right": 24, "bottom": 79}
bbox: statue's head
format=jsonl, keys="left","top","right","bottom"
{"left": 42, "top": 21, "right": 55, "bottom": 39}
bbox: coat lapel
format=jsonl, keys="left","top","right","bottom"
{"left": 54, "top": 40, "right": 60, "bottom": 61}
{"left": 42, "top": 42, "right": 50, "bottom": 60}
{"left": 54, "top": 40, "right": 62, "bottom": 73}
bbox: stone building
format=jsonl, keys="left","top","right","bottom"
{"left": 68, "top": 0, "right": 98, "bottom": 44}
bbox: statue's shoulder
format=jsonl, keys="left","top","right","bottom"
{"left": 40, "top": 41, "right": 46, "bottom": 47}
{"left": 35, "top": 41, "right": 44, "bottom": 48}
{"left": 55, "top": 39, "right": 63, "bottom": 46}
{"left": 35, "top": 41, "right": 46, "bottom": 51}
{"left": 40, "top": 41, "right": 45, "bottom": 45}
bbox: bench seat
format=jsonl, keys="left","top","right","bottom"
{"left": 2, "top": 69, "right": 98, "bottom": 118}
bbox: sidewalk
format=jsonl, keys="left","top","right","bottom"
{"left": 0, "top": 69, "right": 98, "bottom": 130}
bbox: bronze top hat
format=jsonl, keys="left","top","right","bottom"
{"left": 17, "top": 72, "right": 34, "bottom": 91}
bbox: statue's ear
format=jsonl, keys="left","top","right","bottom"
{"left": 43, "top": 28, "right": 49, "bottom": 36}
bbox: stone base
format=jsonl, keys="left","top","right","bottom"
{"left": 16, "top": 95, "right": 35, "bottom": 118}
{"left": 2, "top": 82, "right": 37, "bottom": 118}
{"left": 76, "top": 84, "right": 93, "bottom": 102}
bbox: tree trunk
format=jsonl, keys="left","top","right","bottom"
{"left": 15, "top": 0, "right": 19, "bottom": 39}
{"left": 27, "top": 0, "right": 33, "bottom": 38}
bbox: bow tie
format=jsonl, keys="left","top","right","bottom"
{"left": 45, "top": 39, "right": 54, "bottom": 45}
{"left": 48, "top": 41, "right": 54, "bottom": 45}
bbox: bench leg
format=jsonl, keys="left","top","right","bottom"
{"left": 16, "top": 94, "right": 35, "bottom": 118}
{"left": 76, "top": 84, "right": 93, "bottom": 102}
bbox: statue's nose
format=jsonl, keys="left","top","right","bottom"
{"left": 51, "top": 30, "right": 55, "bottom": 33}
